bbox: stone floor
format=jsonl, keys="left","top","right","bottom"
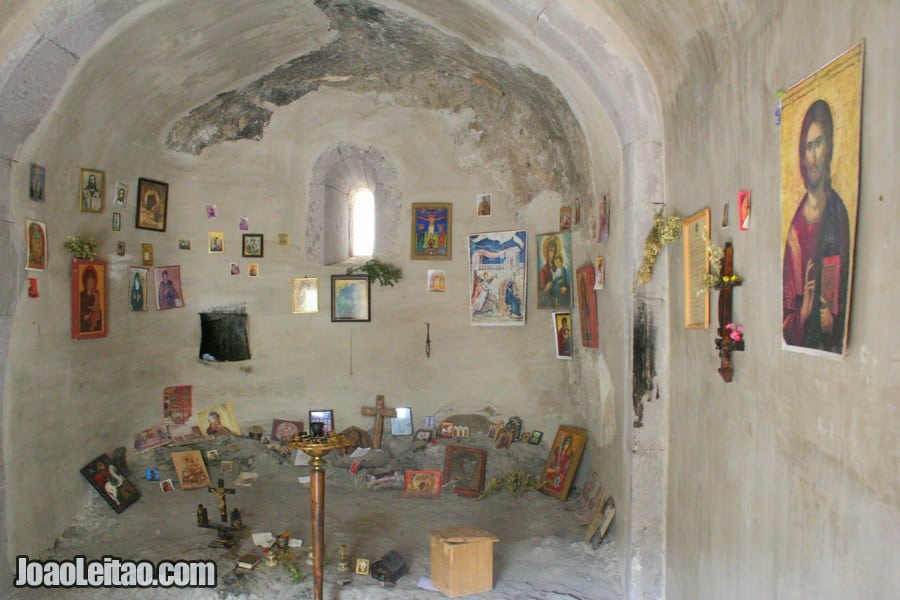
{"left": 2, "top": 435, "right": 622, "bottom": 599}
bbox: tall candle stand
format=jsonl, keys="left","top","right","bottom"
{"left": 287, "top": 426, "right": 348, "bottom": 600}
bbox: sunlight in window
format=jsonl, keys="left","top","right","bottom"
{"left": 351, "top": 187, "right": 375, "bottom": 257}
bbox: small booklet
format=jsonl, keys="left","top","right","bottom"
{"left": 236, "top": 553, "right": 261, "bottom": 570}
{"left": 821, "top": 255, "right": 841, "bottom": 316}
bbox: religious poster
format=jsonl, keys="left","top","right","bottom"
{"left": 197, "top": 401, "right": 241, "bottom": 437}
{"left": 411, "top": 202, "right": 452, "bottom": 259}
{"left": 552, "top": 312, "right": 573, "bottom": 359}
{"left": 134, "top": 424, "right": 172, "bottom": 453}
{"left": 81, "top": 454, "right": 140, "bottom": 513}
{"left": 127, "top": 267, "right": 150, "bottom": 311}
{"left": 24, "top": 219, "right": 47, "bottom": 271}
{"left": 597, "top": 193, "right": 609, "bottom": 244}
{"left": 780, "top": 42, "right": 863, "bottom": 357}
{"left": 576, "top": 263, "right": 599, "bottom": 348}
{"left": 475, "top": 193, "right": 491, "bottom": 217}
{"left": 208, "top": 232, "right": 224, "bottom": 253}
{"left": 467, "top": 229, "right": 526, "bottom": 326}
{"left": 291, "top": 277, "right": 319, "bottom": 314}
{"left": 153, "top": 265, "right": 184, "bottom": 310}
{"left": 401, "top": 470, "right": 442, "bottom": 499}
{"left": 163, "top": 385, "right": 192, "bottom": 424}
{"left": 426, "top": 269, "right": 446, "bottom": 292}
{"left": 29, "top": 163, "right": 45, "bottom": 201}
{"left": 113, "top": 182, "right": 127, "bottom": 208}
{"left": 536, "top": 231, "right": 573, "bottom": 309}
{"left": 738, "top": 190, "right": 751, "bottom": 231}
{"left": 79, "top": 168, "right": 104, "bottom": 213}
{"left": 71, "top": 259, "right": 107, "bottom": 340}
{"left": 170, "top": 450, "right": 211, "bottom": 490}
{"left": 271, "top": 418, "right": 305, "bottom": 443}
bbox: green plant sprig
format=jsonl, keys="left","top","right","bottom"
{"left": 634, "top": 214, "right": 683, "bottom": 290}
{"left": 345, "top": 258, "right": 403, "bottom": 287}
{"left": 61, "top": 236, "right": 99, "bottom": 260}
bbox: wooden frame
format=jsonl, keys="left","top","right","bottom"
{"left": 585, "top": 497, "right": 616, "bottom": 547}
{"left": 576, "top": 263, "right": 599, "bottom": 347}
{"left": 682, "top": 207, "right": 711, "bottom": 329}
{"left": 443, "top": 445, "right": 487, "bottom": 497}
{"left": 540, "top": 425, "right": 588, "bottom": 501}
{"left": 331, "top": 275, "right": 371, "bottom": 322}
{"left": 80, "top": 454, "right": 140, "bottom": 513}
{"left": 414, "top": 429, "right": 433, "bottom": 442}
{"left": 80, "top": 168, "right": 105, "bottom": 213}
{"left": 71, "top": 259, "right": 107, "bottom": 340}
{"left": 291, "top": 277, "right": 319, "bottom": 314}
{"left": 170, "top": 449, "right": 211, "bottom": 490}
{"left": 411, "top": 202, "right": 452, "bottom": 260}
{"left": 135, "top": 177, "right": 168, "bottom": 232}
{"left": 242, "top": 233, "right": 263, "bottom": 258}
{"left": 401, "top": 469, "right": 443, "bottom": 499}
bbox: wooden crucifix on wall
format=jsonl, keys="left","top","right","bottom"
{"left": 361, "top": 395, "right": 396, "bottom": 450}
{"left": 715, "top": 242, "right": 744, "bottom": 382}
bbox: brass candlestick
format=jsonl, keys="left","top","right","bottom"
{"left": 287, "top": 429, "right": 348, "bottom": 600}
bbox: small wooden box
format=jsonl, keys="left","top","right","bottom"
{"left": 430, "top": 526, "right": 499, "bottom": 597}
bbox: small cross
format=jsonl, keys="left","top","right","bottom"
{"left": 360, "top": 394, "right": 396, "bottom": 450}
{"left": 208, "top": 477, "right": 235, "bottom": 523}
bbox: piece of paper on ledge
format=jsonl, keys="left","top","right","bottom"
{"left": 234, "top": 472, "right": 258, "bottom": 487}
{"left": 350, "top": 447, "right": 371, "bottom": 458}
{"left": 298, "top": 475, "right": 311, "bottom": 484}
{"left": 288, "top": 538, "right": 303, "bottom": 548}
{"left": 417, "top": 576, "right": 438, "bottom": 591}
{"left": 252, "top": 532, "right": 275, "bottom": 547}
{"left": 293, "top": 451, "right": 305, "bottom": 466}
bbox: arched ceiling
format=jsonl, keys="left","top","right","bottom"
{"left": 0, "top": 0, "right": 681, "bottom": 166}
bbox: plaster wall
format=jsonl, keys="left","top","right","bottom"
{"left": 660, "top": 2, "right": 900, "bottom": 599}
{"left": 5, "top": 61, "right": 623, "bottom": 570}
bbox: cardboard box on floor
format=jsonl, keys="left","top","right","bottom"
{"left": 430, "top": 526, "right": 499, "bottom": 597}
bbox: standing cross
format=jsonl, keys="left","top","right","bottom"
{"left": 360, "top": 394, "right": 396, "bottom": 450}
{"left": 208, "top": 477, "right": 235, "bottom": 523}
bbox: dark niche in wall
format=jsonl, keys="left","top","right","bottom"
{"left": 199, "top": 312, "right": 250, "bottom": 362}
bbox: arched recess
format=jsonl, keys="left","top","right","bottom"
{"left": 306, "top": 143, "right": 401, "bottom": 266}
{"left": 0, "top": 2, "right": 668, "bottom": 598}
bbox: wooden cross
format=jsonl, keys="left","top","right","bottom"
{"left": 208, "top": 477, "right": 235, "bottom": 523}
{"left": 361, "top": 394, "right": 396, "bottom": 450}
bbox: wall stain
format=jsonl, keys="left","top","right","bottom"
{"left": 165, "top": 0, "right": 591, "bottom": 205}
{"left": 632, "top": 298, "right": 656, "bottom": 428}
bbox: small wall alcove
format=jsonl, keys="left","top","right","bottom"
{"left": 199, "top": 312, "right": 251, "bottom": 362}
